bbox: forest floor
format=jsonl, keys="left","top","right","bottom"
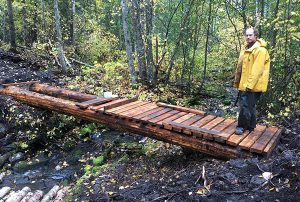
{"left": 0, "top": 49, "right": 299, "bottom": 201}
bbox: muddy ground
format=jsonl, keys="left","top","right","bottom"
{"left": 0, "top": 49, "right": 299, "bottom": 201}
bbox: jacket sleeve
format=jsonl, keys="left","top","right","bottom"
{"left": 234, "top": 51, "right": 243, "bottom": 88}
{"left": 246, "top": 48, "right": 266, "bottom": 89}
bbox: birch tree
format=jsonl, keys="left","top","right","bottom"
{"left": 54, "top": 0, "right": 68, "bottom": 72}
{"left": 121, "top": 0, "right": 137, "bottom": 84}
{"left": 131, "top": 0, "right": 147, "bottom": 83}
{"left": 21, "top": 0, "right": 29, "bottom": 46}
{"left": 145, "top": 0, "right": 154, "bottom": 83}
{"left": 6, "top": 0, "right": 16, "bottom": 50}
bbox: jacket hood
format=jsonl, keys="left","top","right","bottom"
{"left": 245, "top": 38, "right": 267, "bottom": 52}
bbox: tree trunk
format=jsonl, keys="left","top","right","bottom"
{"left": 1, "top": 10, "right": 8, "bottom": 43}
{"left": 41, "top": 0, "right": 46, "bottom": 43}
{"left": 269, "top": 0, "right": 280, "bottom": 80}
{"left": 225, "top": 0, "right": 241, "bottom": 51}
{"left": 241, "top": 0, "right": 247, "bottom": 31}
{"left": 21, "top": 0, "right": 29, "bottom": 46}
{"left": 145, "top": 0, "right": 154, "bottom": 84}
{"left": 32, "top": 1, "right": 38, "bottom": 44}
{"left": 154, "top": 36, "right": 159, "bottom": 83}
{"left": 70, "top": 0, "right": 76, "bottom": 45}
{"left": 259, "top": 0, "right": 265, "bottom": 37}
{"left": 121, "top": 0, "right": 137, "bottom": 84}
{"left": 131, "top": 0, "right": 147, "bottom": 83}
{"left": 54, "top": 0, "right": 68, "bottom": 72}
{"left": 165, "top": 0, "right": 194, "bottom": 83}
{"left": 198, "top": 0, "right": 212, "bottom": 93}
{"left": 6, "top": 0, "right": 16, "bottom": 50}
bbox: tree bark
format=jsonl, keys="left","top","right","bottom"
{"left": 121, "top": 0, "right": 137, "bottom": 84}
{"left": 198, "top": 0, "right": 212, "bottom": 93}
{"left": 6, "top": 0, "right": 16, "bottom": 50}
{"left": 270, "top": 0, "right": 279, "bottom": 49}
{"left": 54, "top": 0, "right": 68, "bottom": 72}
{"left": 32, "top": 1, "right": 38, "bottom": 44}
{"left": 241, "top": 0, "right": 248, "bottom": 31}
{"left": 1, "top": 10, "right": 8, "bottom": 43}
{"left": 70, "top": 0, "right": 76, "bottom": 45}
{"left": 145, "top": 0, "right": 154, "bottom": 84}
{"left": 131, "top": 0, "right": 147, "bottom": 83}
{"left": 41, "top": 0, "right": 46, "bottom": 43}
{"left": 21, "top": 0, "right": 29, "bottom": 46}
{"left": 165, "top": 0, "right": 194, "bottom": 83}
{"left": 225, "top": 0, "right": 241, "bottom": 51}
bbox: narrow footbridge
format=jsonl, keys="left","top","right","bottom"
{"left": 0, "top": 82, "right": 282, "bottom": 159}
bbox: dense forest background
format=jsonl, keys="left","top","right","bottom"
{"left": 0, "top": 0, "right": 299, "bottom": 119}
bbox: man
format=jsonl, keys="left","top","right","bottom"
{"left": 234, "top": 27, "right": 270, "bottom": 135}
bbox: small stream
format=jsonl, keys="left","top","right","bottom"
{"left": 0, "top": 129, "right": 133, "bottom": 194}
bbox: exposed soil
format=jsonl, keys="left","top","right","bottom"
{"left": 0, "top": 49, "right": 299, "bottom": 201}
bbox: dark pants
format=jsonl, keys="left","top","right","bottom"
{"left": 238, "top": 91, "right": 261, "bottom": 130}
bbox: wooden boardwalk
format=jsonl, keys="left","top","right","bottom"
{"left": 0, "top": 83, "right": 282, "bottom": 159}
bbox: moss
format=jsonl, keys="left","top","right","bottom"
{"left": 92, "top": 156, "right": 104, "bottom": 166}
{"left": 13, "top": 161, "right": 29, "bottom": 172}
{"left": 67, "top": 149, "right": 84, "bottom": 164}
{"left": 223, "top": 99, "right": 232, "bottom": 106}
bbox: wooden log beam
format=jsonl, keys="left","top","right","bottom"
{"left": 75, "top": 97, "right": 117, "bottom": 109}
{"left": 156, "top": 102, "right": 206, "bottom": 116}
{"left": 29, "top": 83, "right": 98, "bottom": 102}
{"left": 1, "top": 81, "right": 40, "bottom": 87}
{"left": 0, "top": 86, "right": 252, "bottom": 159}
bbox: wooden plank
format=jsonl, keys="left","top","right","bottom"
{"left": 250, "top": 127, "right": 279, "bottom": 153}
{"left": 190, "top": 115, "right": 216, "bottom": 128}
{"left": 181, "top": 114, "right": 203, "bottom": 126}
{"left": 75, "top": 97, "right": 116, "bottom": 109}
{"left": 238, "top": 125, "right": 267, "bottom": 150}
{"left": 172, "top": 113, "right": 196, "bottom": 123}
{"left": 201, "top": 117, "right": 225, "bottom": 140}
{"left": 202, "top": 117, "right": 225, "bottom": 130}
{"left": 90, "top": 98, "right": 128, "bottom": 111}
{"left": 227, "top": 130, "right": 250, "bottom": 146}
{"left": 156, "top": 111, "right": 187, "bottom": 126}
{"left": 103, "top": 97, "right": 138, "bottom": 111}
{"left": 105, "top": 100, "right": 141, "bottom": 113}
{"left": 109, "top": 101, "right": 148, "bottom": 114}
{"left": 212, "top": 119, "right": 235, "bottom": 132}
{"left": 181, "top": 115, "right": 204, "bottom": 135}
{"left": 133, "top": 107, "right": 164, "bottom": 120}
{"left": 170, "top": 113, "right": 197, "bottom": 132}
{"left": 120, "top": 103, "right": 158, "bottom": 120}
{"left": 156, "top": 102, "right": 206, "bottom": 116}
{"left": 141, "top": 108, "right": 173, "bottom": 122}
{"left": 162, "top": 121, "right": 219, "bottom": 139}
{"left": 214, "top": 121, "right": 238, "bottom": 143}
{"left": 148, "top": 110, "right": 180, "bottom": 125}
{"left": 263, "top": 128, "right": 282, "bottom": 156}
{"left": 118, "top": 103, "right": 157, "bottom": 117}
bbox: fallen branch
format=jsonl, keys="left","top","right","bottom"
{"left": 150, "top": 186, "right": 197, "bottom": 202}
{"left": 221, "top": 190, "right": 248, "bottom": 194}
{"left": 70, "top": 58, "right": 97, "bottom": 69}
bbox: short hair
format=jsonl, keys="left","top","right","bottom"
{"left": 245, "top": 27, "right": 259, "bottom": 37}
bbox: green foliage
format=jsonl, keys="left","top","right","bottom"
{"left": 92, "top": 155, "right": 105, "bottom": 166}
{"left": 79, "top": 123, "right": 102, "bottom": 136}
{"left": 76, "top": 27, "right": 119, "bottom": 63}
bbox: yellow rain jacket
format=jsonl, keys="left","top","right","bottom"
{"left": 234, "top": 39, "right": 270, "bottom": 92}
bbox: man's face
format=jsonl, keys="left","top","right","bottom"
{"left": 245, "top": 29, "right": 257, "bottom": 44}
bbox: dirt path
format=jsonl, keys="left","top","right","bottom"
{"left": 0, "top": 49, "right": 299, "bottom": 201}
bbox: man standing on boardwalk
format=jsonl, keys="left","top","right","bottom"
{"left": 234, "top": 27, "right": 271, "bottom": 135}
